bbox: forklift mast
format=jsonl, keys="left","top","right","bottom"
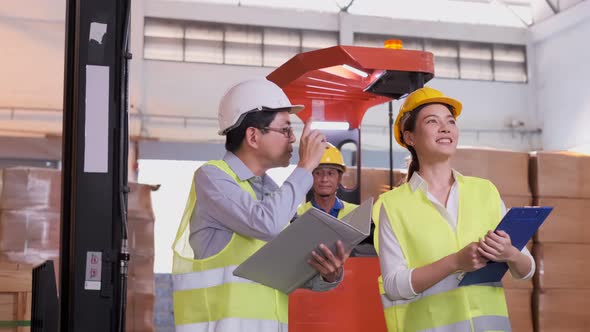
{"left": 58, "top": 0, "right": 131, "bottom": 331}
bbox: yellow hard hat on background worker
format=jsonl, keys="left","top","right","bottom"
{"left": 393, "top": 86, "right": 462, "bottom": 147}
{"left": 317, "top": 143, "right": 347, "bottom": 172}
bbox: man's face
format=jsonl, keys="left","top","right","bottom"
{"left": 258, "top": 111, "right": 296, "bottom": 168}
{"left": 312, "top": 166, "right": 342, "bottom": 197}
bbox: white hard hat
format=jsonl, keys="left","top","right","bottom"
{"left": 218, "top": 79, "right": 304, "bottom": 135}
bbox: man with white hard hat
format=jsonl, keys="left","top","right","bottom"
{"left": 172, "top": 79, "right": 351, "bottom": 331}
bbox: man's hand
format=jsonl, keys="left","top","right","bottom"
{"left": 297, "top": 121, "right": 327, "bottom": 172}
{"left": 477, "top": 230, "right": 519, "bottom": 263}
{"left": 308, "top": 240, "right": 351, "bottom": 283}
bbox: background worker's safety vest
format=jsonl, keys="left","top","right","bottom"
{"left": 172, "top": 160, "right": 288, "bottom": 332}
{"left": 374, "top": 175, "right": 510, "bottom": 332}
{"left": 297, "top": 200, "right": 358, "bottom": 219}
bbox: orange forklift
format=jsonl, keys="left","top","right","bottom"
{"left": 267, "top": 44, "right": 435, "bottom": 332}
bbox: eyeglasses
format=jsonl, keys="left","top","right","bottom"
{"left": 262, "top": 126, "right": 294, "bottom": 138}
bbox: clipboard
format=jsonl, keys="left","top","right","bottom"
{"left": 233, "top": 197, "right": 373, "bottom": 294}
{"left": 459, "top": 206, "right": 552, "bottom": 287}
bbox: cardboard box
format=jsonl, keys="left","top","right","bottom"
{"left": 534, "top": 289, "right": 590, "bottom": 332}
{"left": 533, "top": 243, "right": 590, "bottom": 290}
{"left": 502, "top": 195, "right": 533, "bottom": 209}
{"left": 127, "top": 183, "right": 159, "bottom": 221}
{"left": 505, "top": 289, "right": 533, "bottom": 332}
{"left": 128, "top": 255, "right": 154, "bottom": 281}
{"left": 451, "top": 148, "right": 531, "bottom": 197}
{"left": 126, "top": 293, "right": 155, "bottom": 332}
{"left": 128, "top": 217, "right": 155, "bottom": 257}
{"left": 534, "top": 197, "right": 590, "bottom": 243}
{"left": 0, "top": 210, "right": 60, "bottom": 268}
{"left": 530, "top": 151, "right": 590, "bottom": 198}
{"left": 0, "top": 212, "right": 27, "bottom": 252}
{"left": 126, "top": 257, "right": 154, "bottom": 332}
{"left": 0, "top": 168, "right": 61, "bottom": 212}
{"left": 0, "top": 210, "right": 60, "bottom": 251}
{"left": 342, "top": 167, "right": 406, "bottom": 202}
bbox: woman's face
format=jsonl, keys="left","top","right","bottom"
{"left": 403, "top": 103, "right": 458, "bottom": 159}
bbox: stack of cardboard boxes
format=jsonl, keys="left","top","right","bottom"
{"left": 0, "top": 168, "right": 61, "bottom": 276}
{"left": 126, "top": 182, "right": 158, "bottom": 332}
{"left": 530, "top": 152, "right": 590, "bottom": 332}
{"left": 0, "top": 168, "right": 157, "bottom": 332}
{"left": 0, "top": 168, "right": 60, "bottom": 332}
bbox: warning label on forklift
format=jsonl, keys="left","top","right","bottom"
{"left": 85, "top": 251, "right": 102, "bottom": 290}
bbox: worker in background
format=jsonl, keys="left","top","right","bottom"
{"left": 296, "top": 144, "right": 378, "bottom": 256}
{"left": 373, "top": 87, "right": 535, "bottom": 332}
{"left": 172, "top": 78, "right": 351, "bottom": 332}
{"left": 297, "top": 143, "right": 358, "bottom": 218}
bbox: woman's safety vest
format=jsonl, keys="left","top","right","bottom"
{"left": 296, "top": 200, "right": 357, "bottom": 219}
{"left": 172, "top": 160, "right": 288, "bottom": 332}
{"left": 374, "top": 175, "right": 510, "bottom": 332}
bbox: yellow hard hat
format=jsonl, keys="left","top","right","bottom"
{"left": 394, "top": 86, "right": 462, "bottom": 148}
{"left": 318, "top": 143, "right": 346, "bottom": 172}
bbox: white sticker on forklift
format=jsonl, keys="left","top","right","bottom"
{"left": 85, "top": 251, "right": 102, "bottom": 290}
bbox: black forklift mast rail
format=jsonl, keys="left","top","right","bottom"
{"left": 55, "top": 0, "right": 132, "bottom": 331}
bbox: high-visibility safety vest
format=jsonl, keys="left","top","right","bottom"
{"left": 374, "top": 175, "right": 510, "bottom": 332}
{"left": 172, "top": 160, "right": 288, "bottom": 332}
{"left": 297, "top": 200, "right": 358, "bottom": 219}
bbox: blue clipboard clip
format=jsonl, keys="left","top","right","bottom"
{"left": 458, "top": 206, "right": 553, "bottom": 287}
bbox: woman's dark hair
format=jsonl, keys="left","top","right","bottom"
{"left": 225, "top": 110, "right": 279, "bottom": 152}
{"left": 402, "top": 103, "right": 455, "bottom": 181}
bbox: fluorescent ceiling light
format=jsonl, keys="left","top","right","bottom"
{"left": 341, "top": 64, "right": 369, "bottom": 78}
{"left": 311, "top": 121, "right": 350, "bottom": 130}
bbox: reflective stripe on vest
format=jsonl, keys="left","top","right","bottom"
{"left": 172, "top": 160, "right": 288, "bottom": 331}
{"left": 397, "top": 315, "right": 511, "bottom": 332}
{"left": 375, "top": 175, "right": 509, "bottom": 332}
{"left": 380, "top": 273, "right": 502, "bottom": 308}
{"left": 175, "top": 318, "right": 288, "bottom": 332}
{"left": 297, "top": 200, "right": 358, "bottom": 219}
{"left": 172, "top": 265, "right": 255, "bottom": 291}
{"left": 388, "top": 316, "right": 510, "bottom": 332}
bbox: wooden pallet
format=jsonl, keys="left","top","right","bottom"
{"left": 0, "top": 262, "right": 32, "bottom": 332}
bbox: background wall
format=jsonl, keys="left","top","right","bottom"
{"left": 531, "top": 0, "right": 590, "bottom": 152}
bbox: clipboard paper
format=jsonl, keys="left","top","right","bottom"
{"left": 233, "top": 198, "right": 373, "bottom": 294}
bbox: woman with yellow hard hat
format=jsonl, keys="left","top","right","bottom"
{"left": 297, "top": 143, "right": 358, "bottom": 219}
{"left": 373, "top": 86, "right": 535, "bottom": 332}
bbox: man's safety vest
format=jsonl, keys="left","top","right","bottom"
{"left": 297, "top": 200, "right": 357, "bottom": 219}
{"left": 172, "top": 160, "right": 288, "bottom": 332}
{"left": 374, "top": 175, "right": 510, "bottom": 332}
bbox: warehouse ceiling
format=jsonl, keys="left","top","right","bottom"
{"left": 183, "top": 0, "right": 586, "bottom": 27}
{"left": 0, "top": 0, "right": 586, "bottom": 152}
